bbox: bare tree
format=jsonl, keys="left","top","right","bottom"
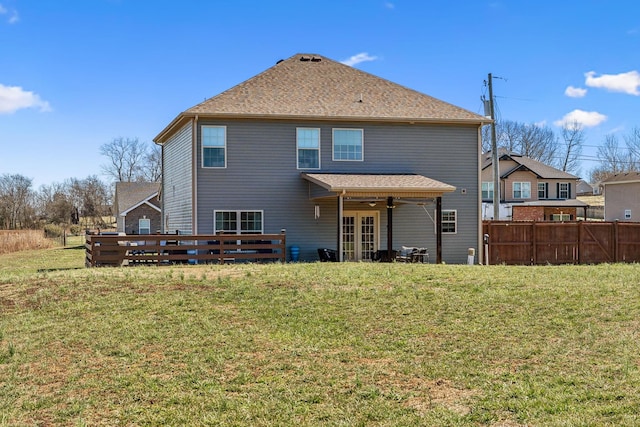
{"left": 141, "top": 144, "right": 162, "bottom": 182}
{"left": 0, "top": 174, "right": 34, "bottom": 229}
{"left": 558, "top": 121, "right": 584, "bottom": 173}
{"left": 482, "top": 120, "right": 558, "bottom": 166}
{"left": 519, "top": 123, "right": 558, "bottom": 166}
{"left": 624, "top": 126, "right": 640, "bottom": 172}
{"left": 100, "top": 137, "right": 147, "bottom": 182}
{"left": 35, "top": 182, "right": 75, "bottom": 225}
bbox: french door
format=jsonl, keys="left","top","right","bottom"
{"left": 342, "top": 211, "right": 379, "bottom": 261}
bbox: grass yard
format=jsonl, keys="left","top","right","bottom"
{"left": 1, "top": 245, "right": 640, "bottom": 426}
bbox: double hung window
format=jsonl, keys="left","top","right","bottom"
{"left": 538, "top": 182, "right": 548, "bottom": 199}
{"left": 138, "top": 218, "right": 151, "bottom": 235}
{"left": 441, "top": 210, "right": 457, "bottom": 234}
{"left": 513, "top": 182, "right": 531, "bottom": 199}
{"left": 297, "top": 128, "right": 320, "bottom": 169}
{"left": 481, "top": 182, "right": 494, "bottom": 200}
{"left": 202, "top": 126, "right": 226, "bottom": 168}
{"left": 558, "top": 183, "right": 569, "bottom": 199}
{"left": 333, "top": 129, "right": 363, "bottom": 161}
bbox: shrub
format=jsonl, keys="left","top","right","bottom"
{"left": 0, "top": 230, "right": 55, "bottom": 254}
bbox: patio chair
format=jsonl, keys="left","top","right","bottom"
{"left": 318, "top": 248, "right": 338, "bottom": 262}
{"left": 396, "top": 246, "right": 417, "bottom": 262}
{"left": 411, "top": 247, "right": 429, "bottom": 263}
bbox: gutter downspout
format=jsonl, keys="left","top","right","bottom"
{"left": 192, "top": 115, "right": 198, "bottom": 234}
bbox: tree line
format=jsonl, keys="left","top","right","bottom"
{"left": 3, "top": 126, "right": 639, "bottom": 231}
{"left": 0, "top": 137, "right": 160, "bottom": 231}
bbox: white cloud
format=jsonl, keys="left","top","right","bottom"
{"left": 0, "top": 3, "right": 19, "bottom": 24}
{"left": 564, "top": 86, "right": 587, "bottom": 98}
{"left": 0, "top": 84, "right": 51, "bottom": 114}
{"left": 553, "top": 109, "right": 607, "bottom": 128}
{"left": 341, "top": 53, "right": 379, "bottom": 67}
{"left": 585, "top": 70, "right": 640, "bottom": 95}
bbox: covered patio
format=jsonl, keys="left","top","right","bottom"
{"left": 302, "top": 173, "right": 456, "bottom": 263}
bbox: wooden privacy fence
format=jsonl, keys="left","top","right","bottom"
{"left": 483, "top": 221, "right": 640, "bottom": 265}
{"left": 85, "top": 233, "right": 286, "bottom": 267}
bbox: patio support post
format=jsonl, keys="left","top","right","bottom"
{"left": 436, "top": 196, "right": 442, "bottom": 264}
{"left": 338, "top": 194, "right": 344, "bottom": 262}
{"left": 387, "top": 196, "right": 394, "bottom": 261}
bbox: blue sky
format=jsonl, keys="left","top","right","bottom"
{"left": 1, "top": 0, "right": 639, "bottom": 187}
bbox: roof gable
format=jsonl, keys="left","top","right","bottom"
{"left": 602, "top": 172, "right": 640, "bottom": 184}
{"left": 482, "top": 151, "right": 579, "bottom": 180}
{"left": 115, "top": 182, "right": 160, "bottom": 215}
{"left": 156, "top": 53, "right": 489, "bottom": 143}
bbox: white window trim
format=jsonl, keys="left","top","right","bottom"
{"left": 513, "top": 181, "right": 531, "bottom": 199}
{"left": 332, "top": 128, "right": 364, "bottom": 162}
{"left": 435, "top": 209, "right": 458, "bottom": 234}
{"left": 538, "top": 182, "right": 548, "bottom": 199}
{"left": 482, "top": 181, "right": 494, "bottom": 199}
{"left": 202, "top": 125, "right": 227, "bottom": 169}
{"left": 213, "top": 210, "right": 264, "bottom": 234}
{"left": 296, "top": 127, "right": 321, "bottom": 170}
{"left": 139, "top": 218, "right": 151, "bottom": 235}
{"left": 559, "top": 182, "right": 569, "bottom": 199}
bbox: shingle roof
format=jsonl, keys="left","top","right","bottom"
{"left": 115, "top": 182, "right": 160, "bottom": 215}
{"left": 155, "top": 53, "right": 489, "bottom": 143}
{"left": 301, "top": 173, "right": 455, "bottom": 198}
{"left": 601, "top": 172, "right": 640, "bottom": 184}
{"left": 482, "top": 151, "right": 579, "bottom": 180}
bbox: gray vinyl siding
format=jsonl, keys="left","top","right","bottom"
{"left": 162, "top": 122, "right": 193, "bottom": 234}
{"left": 193, "top": 120, "right": 480, "bottom": 263}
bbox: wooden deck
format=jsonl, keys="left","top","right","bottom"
{"left": 85, "top": 233, "right": 286, "bottom": 267}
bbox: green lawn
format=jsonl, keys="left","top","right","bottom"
{"left": 1, "top": 245, "right": 640, "bottom": 426}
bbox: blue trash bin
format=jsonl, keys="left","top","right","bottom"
{"left": 290, "top": 245, "right": 300, "bottom": 262}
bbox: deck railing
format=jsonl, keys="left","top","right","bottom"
{"left": 85, "top": 233, "right": 286, "bottom": 267}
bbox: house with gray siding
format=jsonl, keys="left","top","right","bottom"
{"left": 154, "top": 53, "right": 489, "bottom": 263}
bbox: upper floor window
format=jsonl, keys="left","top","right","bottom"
{"left": 214, "top": 210, "right": 263, "bottom": 234}
{"left": 513, "top": 182, "right": 531, "bottom": 199}
{"left": 538, "top": 182, "right": 548, "bottom": 199}
{"left": 333, "top": 129, "right": 363, "bottom": 161}
{"left": 202, "top": 126, "right": 226, "bottom": 168}
{"left": 297, "top": 128, "right": 320, "bottom": 169}
{"left": 482, "top": 182, "right": 494, "bottom": 200}
{"left": 559, "top": 182, "right": 570, "bottom": 199}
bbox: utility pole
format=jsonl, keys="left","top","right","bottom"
{"left": 488, "top": 73, "right": 500, "bottom": 220}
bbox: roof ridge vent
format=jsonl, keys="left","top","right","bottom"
{"left": 311, "top": 56, "right": 322, "bottom": 62}
{"left": 300, "top": 55, "right": 311, "bottom": 61}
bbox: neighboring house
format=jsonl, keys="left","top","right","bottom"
{"left": 481, "top": 151, "right": 588, "bottom": 221}
{"left": 601, "top": 172, "right": 640, "bottom": 221}
{"left": 114, "top": 182, "right": 161, "bottom": 234}
{"left": 153, "top": 53, "right": 490, "bottom": 263}
{"left": 576, "top": 180, "right": 596, "bottom": 196}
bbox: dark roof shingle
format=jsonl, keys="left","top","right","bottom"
{"left": 156, "top": 53, "right": 489, "bottom": 142}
